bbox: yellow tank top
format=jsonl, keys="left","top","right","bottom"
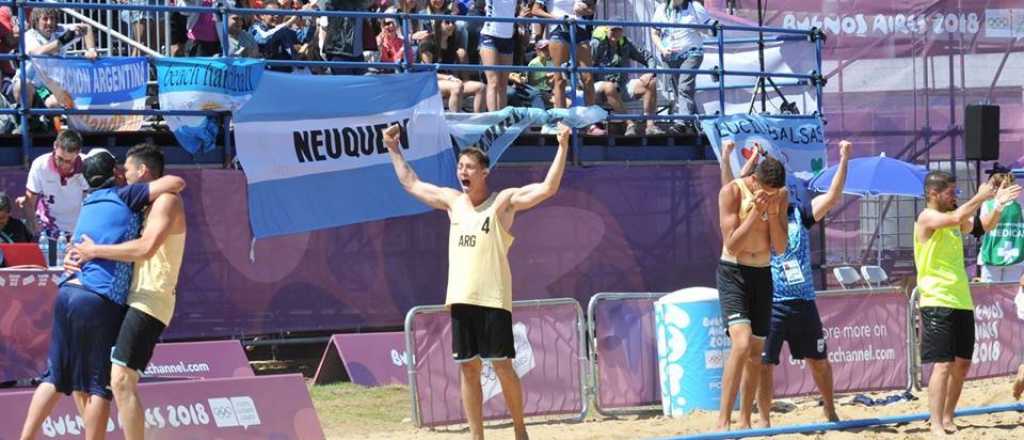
{"left": 733, "top": 178, "right": 755, "bottom": 221}
{"left": 914, "top": 223, "right": 972, "bottom": 310}
{"left": 445, "top": 193, "right": 515, "bottom": 311}
{"left": 128, "top": 230, "right": 186, "bottom": 325}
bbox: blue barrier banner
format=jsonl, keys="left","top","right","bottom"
{"left": 233, "top": 71, "right": 457, "bottom": 239}
{"left": 701, "top": 114, "right": 826, "bottom": 181}
{"left": 155, "top": 57, "right": 264, "bottom": 154}
{"left": 32, "top": 56, "right": 148, "bottom": 132}
{"left": 446, "top": 106, "right": 608, "bottom": 167}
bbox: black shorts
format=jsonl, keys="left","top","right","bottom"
{"left": 717, "top": 261, "right": 773, "bottom": 338}
{"left": 920, "top": 307, "right": 975, "bottom": 364}
{"left": 170, "top": 12, "right": 188, "bottom": 45}
{"left": 762, "top": 299, "right": 827, "bottom": 365}
{"left": 450, "top": 303, "right": 515, "bottom": 362}
{"left": 111, "top": 308, "right": 167, "bottom": 373}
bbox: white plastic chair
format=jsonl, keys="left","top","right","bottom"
{"left": 833, "top": 266, "right": 862, "bottom": 289}
{"left": 860, "top": 265, "right": 889, "bottom": 288}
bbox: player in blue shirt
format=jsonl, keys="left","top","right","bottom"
{"left": 719, "top": 138, "right": 851, "bottom": 427}
{"left": 20, "top": 148, "right": 185, "bottom": 440}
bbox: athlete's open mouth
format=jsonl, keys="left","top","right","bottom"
{"left": 461, "top": 179, "right": 470, "bottom": 187}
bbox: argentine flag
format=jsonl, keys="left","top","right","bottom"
{"left": 234, "top": 72, "right": 458, "bottom": 239}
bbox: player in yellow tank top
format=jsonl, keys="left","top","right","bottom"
{"left": 914, "top": 170, "right": 1019, "bottom": 435}
{"left": 66, "top": 144, "right": 188, "bottom": 440}
{"left": 385, "top": 123, "right": 572, "bottom": 440}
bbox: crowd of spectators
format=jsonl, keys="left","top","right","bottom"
{"left": 0, "top": 0, "right": 713, "bottom": 135}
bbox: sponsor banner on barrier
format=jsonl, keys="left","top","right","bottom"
{"left": 155, "top": 57, "right": 264, "bottom": 154}
{"left": 594, "top": 298, "right": 662, "bottom": 410}
{"left": 922, "top": 283, "right": 1024, "bottom": 382}
{"left": 146, "top": 340, "right": 254, "bottom": 379}
{"left": 700, "top": 114, "right": 827, "bottom": 181}
{"left": 0, "top": 374, "right": 322, "bottom": 439}
{"left": 31, "top": 56, "right": 147, "bottom": 132}
{"left": 0, "top": 270, "right": 59, "bottom": 382}
{"left": 233, "top": 71, "right": 458, "bottom": 239}
{"left": 314, "top": 332, "right": 408, "bottom": 387}
{"left": 774, "top": 289, "right": 909, "bottom": 397}
{"left": 410, "top": 301, "right": 582, "bottom": 426}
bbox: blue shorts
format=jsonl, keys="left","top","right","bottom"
{"left": 41, "top": 284, "right": 127, "bottom": 400}
{"left": 548, "top": 25, "right": 593, "bottom": 44}
{"left": 479, "top": 34, "right": 514, "bottom": 55}
{"left": 762, "top": 299, "right": 827, "bottom": 365}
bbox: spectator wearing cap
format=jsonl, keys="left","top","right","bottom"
{"left": 15, "top": 129, "right": 89, "bottom": 239}
{"left": 508, "top": 39, "right": 559, "bottom": 109}
{"left": 651, "top": 0, "right": 714, "bottom": 125}
{"left": 591, "top": 25, "right": 664, "bottom": 136}
{"left": 0, "top": 192, "right": 32, "bottom": 243}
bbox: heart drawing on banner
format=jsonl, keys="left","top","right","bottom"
{"left": 741, "top": 147, "right": 754, "bottom": 159}
{"left": 811, "top": 157, "right": 824, "bottom": 172}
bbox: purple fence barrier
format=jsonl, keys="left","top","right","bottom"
{"left": 588, "top": 287, "right": 911, "bottom": 411}
{"left": 313, "top": 332, "right": 408, "bottom": 387}
{"left": 587, "top": 293, "right": 666, "bottom": 414}
{"left": 146, "top": 341, "right": 254, "bottom": 379}
{"left": 0, "top": 270, "right": 60, "bottom": 382}
{"left": 0, "top": 374, "right": 323, "bottom": 440}
{"left": 404, "top": 299, "right": 587, "bottom": 427}
{"left": 918, "top": 283, "right": 1024, "bottom": 385}
{"left": 773, "top": 288, "right": 910, "bottom": 397}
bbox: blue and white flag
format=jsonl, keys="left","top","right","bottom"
{"left": 32, "top": 56, "right": 148, "bottom": 132}
{"left": 234, "top": 71, "right": 456, "bottom": 239}
{"left": 446, "top": 106, "right": 607, "bottom": 168}
{"left": 701, "top": 114, "right": 827, "bottom": 181}
{"left": 155, "top": 57, "right": 264, "bottom": 154}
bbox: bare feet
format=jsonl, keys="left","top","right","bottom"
{"left": 929, "top": 419, "right": 950, "bottom": 437}
{"left": 942, "top": 418, "right": 959, "bottom": 433}
{"left": 1013, "top": 364, "right": 1024, "bottom": 400}
{"left": 514, "top": 429, "right": 529, "bottom": 440}
{"left": 824, "top": 407, "right": 839, "bottom": 423}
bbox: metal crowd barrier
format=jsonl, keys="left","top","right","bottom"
{"left": 2, "top": 0, "right": 824, "bottom": 165}
{"left": 403, "top": 298, "right": 588, "bottom": 428}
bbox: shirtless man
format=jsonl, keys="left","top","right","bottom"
{"left": 384, "top": 123, "right": 572, "bottom": 440}
{"left": 715, "top": 142, "right": 788, "bottom": 430}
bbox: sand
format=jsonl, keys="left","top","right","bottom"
{"left": 325, "top": 377, "right": 1024, "bottom": 439}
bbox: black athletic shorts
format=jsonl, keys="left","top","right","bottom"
{"left": 762, "top": 299, "right": 827, "bottom": 365}
{"left": 111, "top": 308, "right": 167, "bottom": 373}
{"left": 450, "top": 303, "right": 515, "bottom": 362}
{"left": 920, "top": 307, "right": 975, "bottom": 364}
{"left": 717, "top": 260, "right": 773, "bottom": 338}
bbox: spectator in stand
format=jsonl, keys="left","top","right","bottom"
{"left": 0, "top": 192, "right": 33, "bottom": 244}
{"left": 478, "top": 0, "right": 518, "bottom": 111}
{"left": 363, "top": 0, "right": 392, "bottom": 66}
{"left": 532, "top": 0, "right": 603, "bottom": 135}
{"left": 420, "top": 40, "right": 484, "bottom": 113}
{"left": 252, "top": 3, "right": 303, "bottom": 71}
{"left": 509, "top": 39, "right": 556, "bottom": 108}
{"left": 120, "top": 0, "right": 160, "bottom": 56}
{"left": 461, "top": 0, "right": 485, "bottom": 66}
{"left": 13, "top": 9, "right": 97, "bottom": 110}
{"left": 420, "top": 0, "right": 469, "bottom": 69}
{"left": 0, "top": 6, "right": 18, "bottom": 86}
{"left": 320, "top": 0, "right": 375, "bottom": 75}
{"left": 15, "top": 129, "right": 89, "bottom": 240}
{"left": 178, "top": 0, "right": 229, "bottom": 56}
{"left": 651, "top": 0, "right": 714, "bottom": 130}
{"left": 227, "top": 14, "right": 261, "bottom": 57}
{"left": 377, "top": 16, "right": 405, "bottom": 63}
{"left": 591, "top": 25, "right": 664, "bottom": 136}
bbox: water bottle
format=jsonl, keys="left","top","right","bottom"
{"left": 56, "top": 233, "right": 68, "bottom": 269}
{"left": 38, "top": 234, "right": 50, "bottom": 267}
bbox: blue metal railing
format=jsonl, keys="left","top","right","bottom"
{"left": 3, "top": 0, "right": 824, "bottom": 166}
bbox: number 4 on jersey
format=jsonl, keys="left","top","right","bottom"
{"left": 481, "top": 217, "right": 491, "bottom": 234}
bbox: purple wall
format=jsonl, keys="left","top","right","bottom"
{"left": 0, "top": 164, "right": 726, "bottom": 339}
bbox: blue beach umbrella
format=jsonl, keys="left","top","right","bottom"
{"left": 808, "top": 154, "right": 928, "bottom": 198}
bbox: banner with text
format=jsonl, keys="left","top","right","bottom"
{"left": 155, "top": 57, "right": 264, "bottom": 154}
{"left": 233, "top": 71, "right": 456, "bottom": 239}
{"left": 32, "top": 56, "right": 147, "bottom": 132}
{"left": 701, "top": 114, "right": 827, "bottom": 181}
{"left": 0, "top": 374, "right": 323, "bottom": 439}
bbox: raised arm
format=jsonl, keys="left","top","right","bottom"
{"left": 980, "top": 183, "right": 1024, "bottom": 231}
{"left": 383, "top": 124, "right": 459, "bottom": 210}
{"left": 146, "top": 175, "right": 186, "bottom": 202}
{"left": 917, "top": 183, "right": 995, "bottom": 237}
{"left": 74, "top": 193, "right": 183, "bottom": 263}
{"left": 811, "top": 140, "right": 851, "bottom": 221}
{"left": 719, "top": 140, "right": 760, "bottom": 186}
{"left": 505, "top": 124, "right": 571, "bottom": 212}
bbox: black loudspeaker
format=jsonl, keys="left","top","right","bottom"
{"left": 965, "top": 104, "right": 1000, "bottom": 161}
